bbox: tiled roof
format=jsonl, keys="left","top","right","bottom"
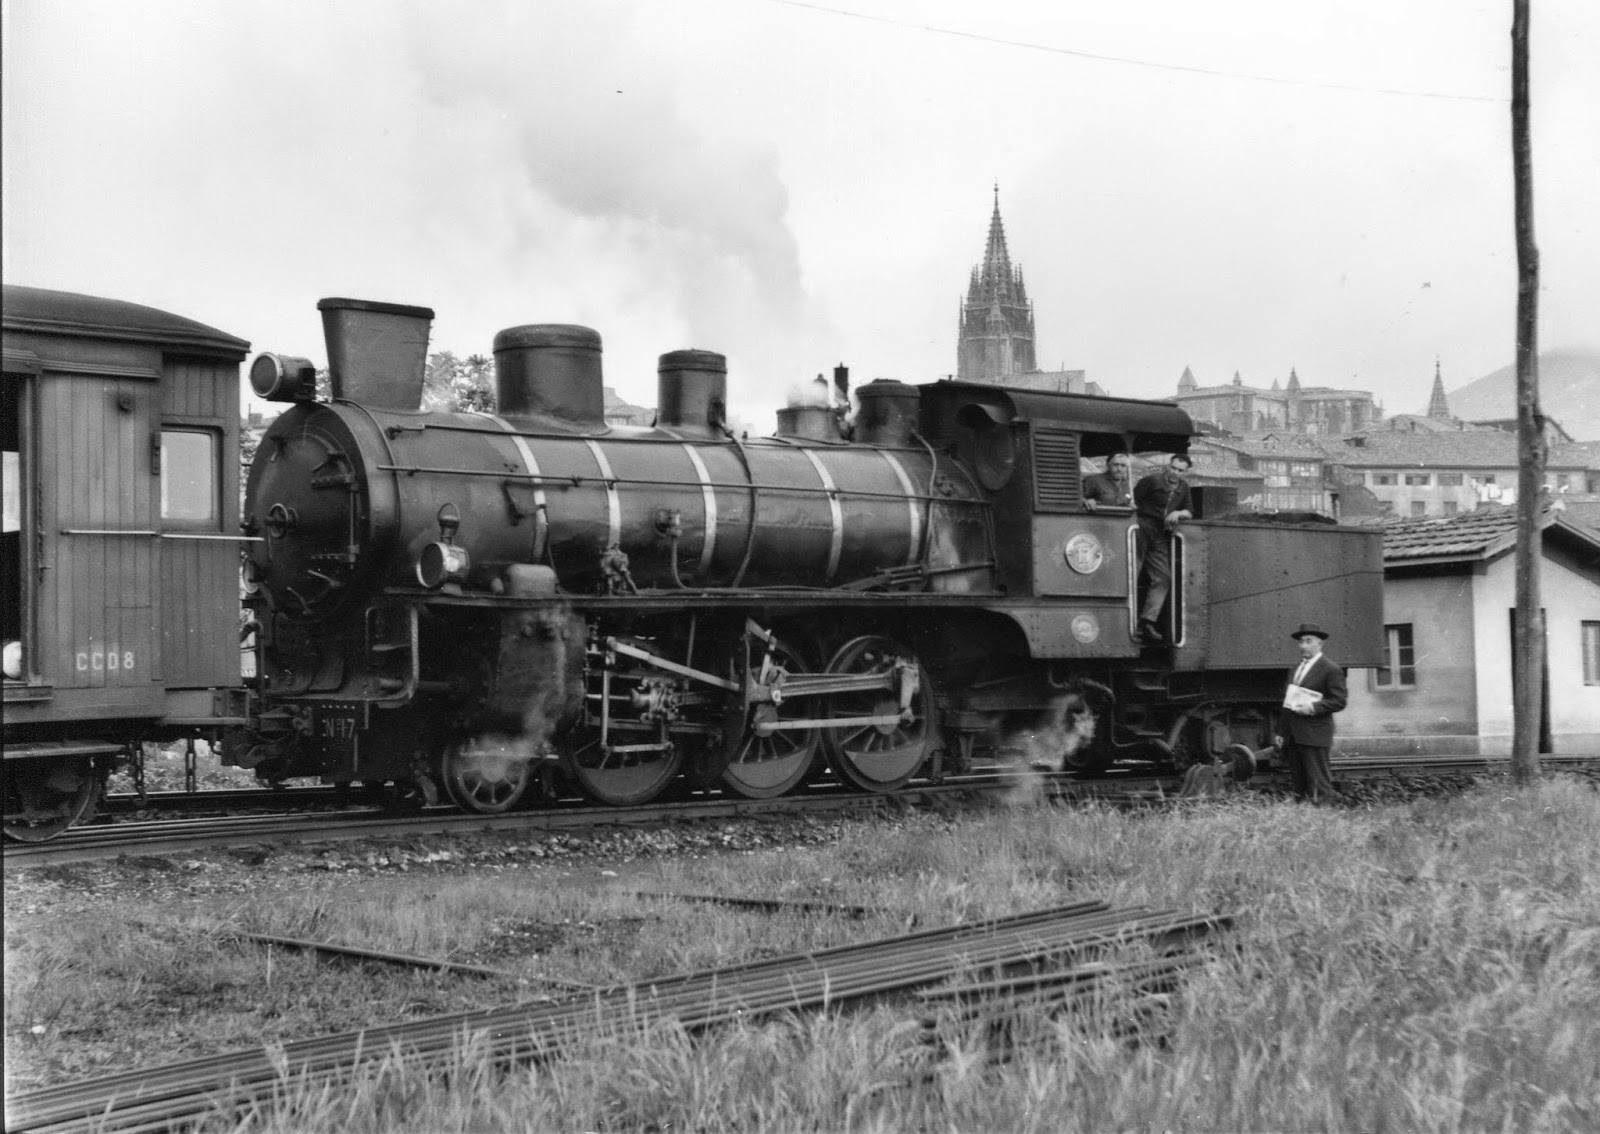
{"left": 1200, "top": 437, "right": 1329, "bottom": 460}
{"left": 1330, "top": 431, "right": 1527, "bottom": 469}
{"left": 1551, "top": 440, "right": 1600, "bottom": 468}
{"left": 1380, "top": 506, "right": 1600, "bottom": 561}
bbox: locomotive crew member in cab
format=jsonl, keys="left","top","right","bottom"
{"left": 1272, "top": 622, "right": 1347, "bottom": 803}
{"left": 1133, "top": 452, "right": 1193, "bottom": 643}
{"left": 1082, "top": 452, "right": 1133, "bottom": 510}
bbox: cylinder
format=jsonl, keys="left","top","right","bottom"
{"left": 657, "top": 349, "right": 727, "bottom": 435}
{"left": 855, "top": 379, "right": 920, "bottom": 446}
{"left": 493, "top": 324, "right": 605, "bottom": 427}
{"left": 318, "top": 298, "right": 435, "bottom": 410}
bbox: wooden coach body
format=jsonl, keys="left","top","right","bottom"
{"left": 2, "top": 285, "right": 250, "bottom": 742}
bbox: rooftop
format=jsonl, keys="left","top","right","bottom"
{"left": 1380, "top": 505, "right": 1600, "bottom": 563}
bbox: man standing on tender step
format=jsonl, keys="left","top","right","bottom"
{"left": 1132, "top": 452, "right": 1192, "bottom": 642}
{"left": 1272, "top": 622, "right": 1347, "bottom": 803}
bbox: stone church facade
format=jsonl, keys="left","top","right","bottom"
{"left": 1172, "top": 366, "right": 1380, "bottom": 435}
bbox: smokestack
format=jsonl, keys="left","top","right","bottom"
{"left": 834, "top": 363, "right": 850, "bottom": 406}
{"left": 317, "top": 298, "right": 435, "bottom": 410}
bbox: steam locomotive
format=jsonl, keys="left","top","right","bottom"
{"left": 233, "top": 299, "right": 1385, "bottom": 811}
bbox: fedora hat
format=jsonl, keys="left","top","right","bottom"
{"left": 1290, "top": 622, "right": 1329, "bottom": 640}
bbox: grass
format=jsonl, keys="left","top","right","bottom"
{"left": 5, "top": 776, "right": 1598, "bottom": 1132}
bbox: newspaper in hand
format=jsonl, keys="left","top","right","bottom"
{"left": 1283, "top": 684, "right": 1323, "bottom": 713}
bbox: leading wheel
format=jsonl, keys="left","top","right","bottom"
{"left": 441, "top": 738, "right": 536, "bottom": 814}
{"left": 822, "top": 636, "right": 937, "bottom": 793}
{"left": 3, "top": 756, "right": 106, "bottom": 842}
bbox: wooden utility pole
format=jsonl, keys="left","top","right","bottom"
{"left": 1511, "top": 0, "right": 1543, "bottom": 785}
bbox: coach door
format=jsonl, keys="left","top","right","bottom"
{"left": 41, "top": 366, "right": 165, "bottom": 715}
{"left": 156, "top": 356, "right": 240, "bottom": 693}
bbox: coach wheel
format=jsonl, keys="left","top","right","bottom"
{"left": 441, "top": 739, "right": 535, "bottom": 814}
{"left": 722, "top": 637, "right": 822, "bottom": 800}
{"left": 2, "top": 756, "right": 105, "bottom": 843}
{"left": 560, "top": 724, "right": 685, "bottom": 807}
{"left": 822, "top": 636, "right": 937, "bottom": 793}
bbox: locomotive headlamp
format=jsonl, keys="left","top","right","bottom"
{"left": 417, "top": 503, "right": 469, "bottom": 588}
{"left": 249, "top": 353, "right": 319, "bottom": 402}
{"left": 417, "top": 541, "right": 471, "bottom": 589}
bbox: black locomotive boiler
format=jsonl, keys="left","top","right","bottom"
{"left": 235, "top": 298, "right": 1385, "bottom": 811}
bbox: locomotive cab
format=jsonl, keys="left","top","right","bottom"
{"left": 918, "top": 381, "right": 1195, "bottom": 650}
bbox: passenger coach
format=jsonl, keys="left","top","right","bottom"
{"left": 2, "top": 286, "right": 250, "bottom": 840}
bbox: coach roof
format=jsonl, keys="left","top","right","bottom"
{"left": 3, "top": 284, "right": 249, "bottom": 359}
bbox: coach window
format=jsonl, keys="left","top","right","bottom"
{"left": 161, "top": 428, "right": 219, "bottom": 527}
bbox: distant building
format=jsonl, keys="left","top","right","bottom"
{"left": 1190, "top": 436, "right": 1337, "bottom": 514}
{"left": 1329, "top": 432, "right": 1593, "bottom": 517}
{"left": 603, "top": 386, "right": 654, "bottom": 428}
{"left": 1173, "top": 366, "right": 1379, "bottom": 436}
{"left": 1338, "top": 508, "right": 1600, "bottom": 756}
{"left": 955, "top": 189, "right": 1104, "bottom": 395}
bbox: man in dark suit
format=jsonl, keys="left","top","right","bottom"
{"left": 1272, "top": 622, "right": 1347, "bottom": 802}
{"left": 1083, "top": 452, "right": 1133, "bottom": 510}
{"left": 1132, "top": 453, "right": 1193, "bottom": 642}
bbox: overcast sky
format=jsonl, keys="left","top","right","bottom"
{"left": 5, "top": 0, "right": 1596, "bottom": 425}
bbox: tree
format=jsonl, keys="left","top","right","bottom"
{"left": 423, "top": 351, "right": 495, "bottom": 412}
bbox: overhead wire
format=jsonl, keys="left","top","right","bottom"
{"left": 765, "top": 0, "right": 1504, "bottom": 104}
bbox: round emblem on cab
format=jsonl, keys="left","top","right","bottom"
{"left": 1071, "top": 613, "right": 1100, "bottom": 643}
{"left": 1062, "top": 533, "right": 1104, "bottom": 575}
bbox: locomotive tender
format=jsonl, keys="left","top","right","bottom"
{"left": 235, "top": 298, "right": 1385, "bottom": 812}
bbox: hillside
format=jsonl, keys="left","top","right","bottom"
{"left": 1432, "top": 348, "right": 1600, "bottom": 441}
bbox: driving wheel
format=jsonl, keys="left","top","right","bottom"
{"left": 821, "top": 635, "right": 937, "bottom": 793}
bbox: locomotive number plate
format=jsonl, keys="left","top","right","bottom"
{"left": 314, "top": 703, "right": 368, "bottom": 743}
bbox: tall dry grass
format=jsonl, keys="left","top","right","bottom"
{"left": 7, "top": 777, "right": 1597, "bottom": 1132}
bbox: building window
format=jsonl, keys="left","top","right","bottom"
{"left": 1442, "top": 501, "right": 1459, "bottom": 515}
{"left": 1585, "top": 622, "right": 1600, "bottom": 685}
{"left": 1557, "top": 474, "right": 1570, "bottom": 491}
{"left": 1405, "top": 473, "right": 1431, "bottom": 486}
{"left": 1372, "top": 472, "right": 1397, "bottom": 486}
{"left": 1480, "top": 474, "right": 1496, "bottom": 485}
{"left": 161, "top": 429, "right": 219, "bottom": 526}
{"left": 1410, "top": 501, "right": 1427, "bottom": 516}
{"left": 1374, "top": 624, "right": 1416, "bottom": 689}
{"left": 1291, "top": 462, "right": 1318, "bottom": 477}
{"left": 1438, "top": 473, "right": 1463, "bottom": 486}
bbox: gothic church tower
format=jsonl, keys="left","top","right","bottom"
{"left": 957, "top": 188, "right": 1036, "bottom": 381}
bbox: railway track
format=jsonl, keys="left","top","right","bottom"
{"left": 7, "top": 753, "right": 1593, "bottom": 870}
{"left": 5, "top": 899, "right": 1231, "bottom": 1134}
{"left": 7, "top": 767, "right": 1174, "bottom": 869}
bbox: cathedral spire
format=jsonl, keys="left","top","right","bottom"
{"left": 1426, "top": 356, "right": 1452, "bottom": 419}
{"left": 957, "top": 186, "right": 1036, "bottom": 382}
{"left": 979, "top": 185, "right": 1015, "bottom": 299}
